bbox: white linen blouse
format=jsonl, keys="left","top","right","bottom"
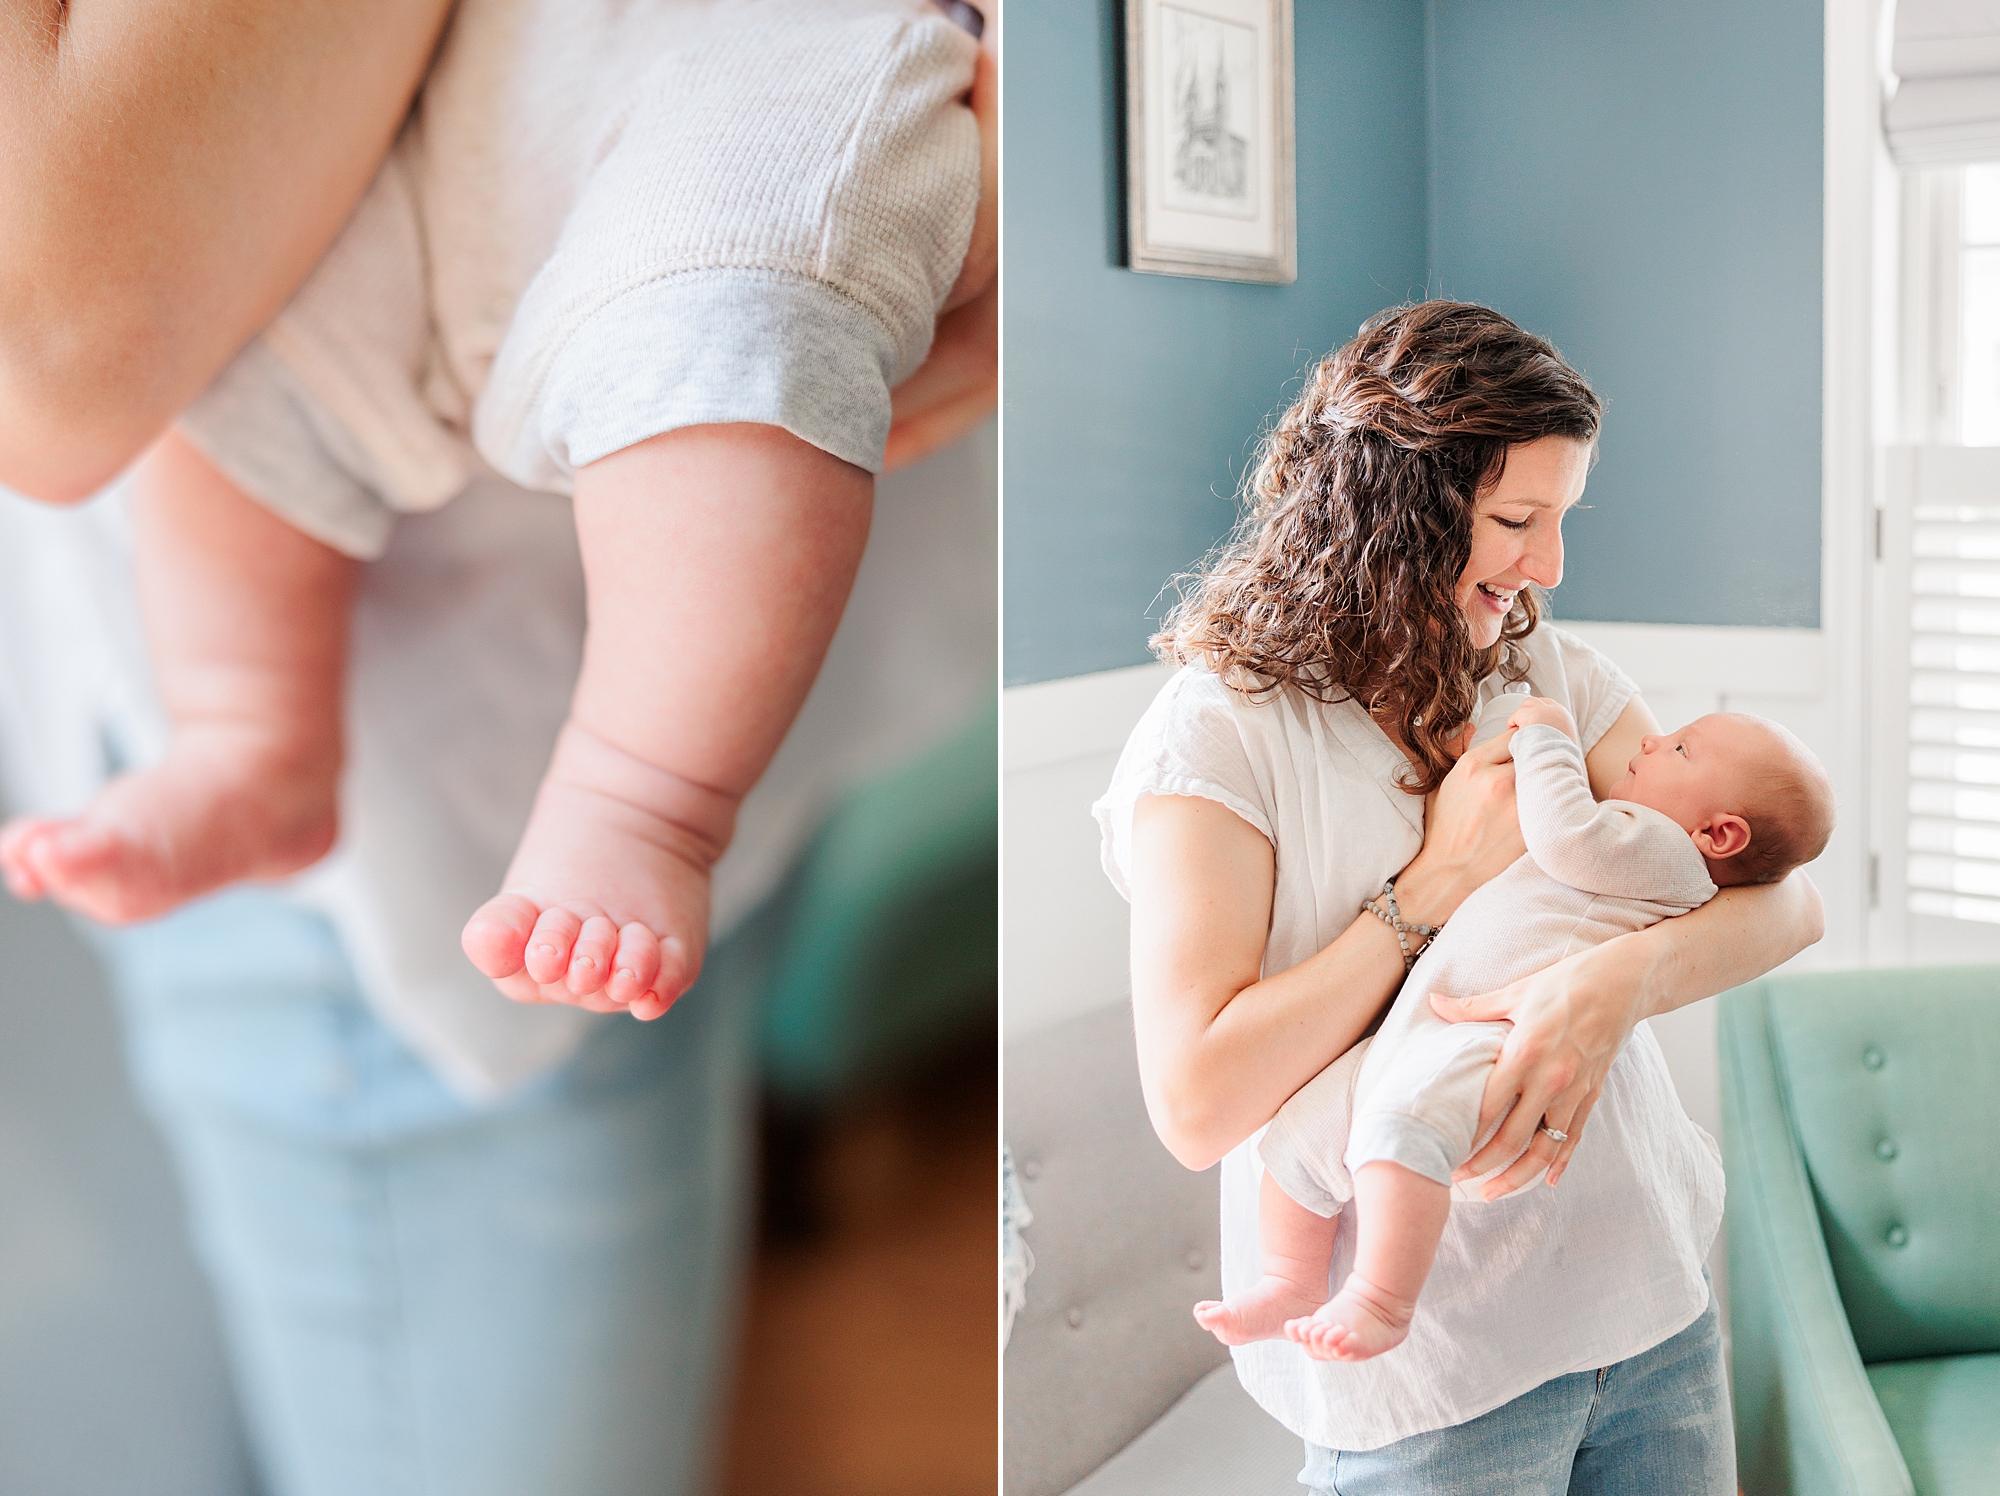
{"left": 1093, "top": 626, "right": 1725, "bottom": 1453}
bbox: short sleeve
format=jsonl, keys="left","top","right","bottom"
{"left": 1092, "top": 668, "right": 1277, "bottom": 902}
{"left": 473, "top": 7, "right": 981, "bottom": 490}
{"left": 1537, "top": 625, "right": 1640, "bottom": 754}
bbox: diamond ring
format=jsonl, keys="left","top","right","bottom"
{"left": 1540, "top": 1125, "right": 1569, "bottom": 1143}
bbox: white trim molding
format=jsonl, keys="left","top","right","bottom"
{"left": 1554, "top": 621, "right": 1824, "bottom": 700}
{"left": 1003, "top": 661, "right": 1175, "bottom": 773}
{"left": 1823, "top": 0, "right": 1893, "bottom": 970}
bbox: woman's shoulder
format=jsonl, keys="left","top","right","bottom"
{"left": 1095, "top": 664, "right": 1283, "bottom": 898}
{"left": 1520, "top": 621, "right": 1604, "bottom": 676}
{"left": 1130, "top": 661, "right": 1252, "bottom": 735}
{"left": 1121, "top": 664, "right": 1261, "bottom": 773}
{"left": 1116, "top": 663, "right": 1386, "bottom": 811}
{"left": 1517, "top": 623, "right": 1640, "bottom": 749}
{"left": 1135, "top": 662, "right": 1350, "bottom": 756}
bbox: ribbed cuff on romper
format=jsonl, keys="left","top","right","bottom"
{"left": 481, "top": 268, "right": 904, "bottom": 494}
{"left": 1345, "top": 1111, "right": 1460, "bottom": 1189}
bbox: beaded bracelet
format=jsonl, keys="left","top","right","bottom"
{"left": 1361, "top": 873, "right": 1442, "bottom": 973}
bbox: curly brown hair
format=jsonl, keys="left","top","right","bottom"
{"left": 1155, "top": 301, "right": 1603, "bottom": 795}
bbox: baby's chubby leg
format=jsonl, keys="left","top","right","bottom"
{"left": 0, "top": 432, "right": 351, "bottom": 923}
{"left": 461, "top": 425, "right": 871, "bottom": 1020}
{"left": 1193, "top": 1172, "right": 1338, "bottom": 1345}
{"left": 1197, "top": 1038, "right": 1369, "bottom": 1346}
{"left": 1291, "top": 1161, "right": 1449, "bottom": 1363}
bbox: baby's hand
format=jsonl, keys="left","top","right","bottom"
{"left": 1507, "top": 696, "right": 1578, "bottom": 741}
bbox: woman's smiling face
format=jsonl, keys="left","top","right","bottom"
{"left": 1455, "top": 435, "right": 1592, "bottom": 649}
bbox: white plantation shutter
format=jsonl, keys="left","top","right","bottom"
{"left": 1896, "top": 449, "right": 2000, "bottom": 921}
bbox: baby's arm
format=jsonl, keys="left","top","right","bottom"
{"left": 460, "top": 427, "right": 871, "bottom": 1019}
{"left": 1511, "top": 720, "right": 1700, "bottom": 901}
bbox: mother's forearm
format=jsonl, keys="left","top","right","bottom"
{"left": 0, "top": 0, "right": 452, "bottom": 500}
{"left": 1626, "top": 868, "right": 1824, "bottom": 1019}
{"left": 1136, "top": 912, "right": 1406, "bottom": 1170}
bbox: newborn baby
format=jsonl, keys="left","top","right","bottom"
{"left": 1194, "top": 696, "right": 1835, "bottom": 1362}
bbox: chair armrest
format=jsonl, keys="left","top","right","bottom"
{"left": 1720, "top": 982, "right": 1913, "bottom": 1496}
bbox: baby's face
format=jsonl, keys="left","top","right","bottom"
{"left": 1605, "top": 713, "right": 1772, "bottom": 833}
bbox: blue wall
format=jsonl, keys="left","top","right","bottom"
{"left": 1003, "top": 0, "right": 1825, "bottom": 686}
{"left": 1427, "top": 0, "right": 1823, "bottom": 628}
{"left": 1002, "top": 0, "right": 1430, "bottom": 685}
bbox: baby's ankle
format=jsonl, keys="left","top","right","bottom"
{"left": 168, "top": 712, "right": 343, "bottom": 802}
{"left": 544, "top": 720, "right": 741, "bottom": 868}
{"left": 1339, "top": 1273, "right": 1418, "bottom": 1331}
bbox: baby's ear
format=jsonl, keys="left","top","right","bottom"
{"left": 1692, "top": 813, "right": 1751, "bottom": 860}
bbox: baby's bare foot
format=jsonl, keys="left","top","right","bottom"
{"left": 1193, "top": 1274, "right": 1328, "bottom": 1347}
{"left": 1286, "top": 1273, "right": 1416, "bottom": 1363}
{"left": 460, "top": 725, "right": 735, "bottom": 1021}
{"left": 0, "top": 723, "right": 338, "bottom": 925}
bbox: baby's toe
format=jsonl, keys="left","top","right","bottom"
{"left": 523, "top": 906, "right": 584, "bottom": 986}
{"left": 658, "top": 935, "right": 693, "bottom": 1000}
{"left": 0, "top": 821, "right": 47, "bottom": 899}
{"left": 605, "top": 923, "right": 662, "bottom": 1007}
{"left": 566, "top": 915, "right": 620, "bottom": 997}
{"left": 461, "top": 894, "right": 543, "bottom": 978}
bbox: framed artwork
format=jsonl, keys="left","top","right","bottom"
{"left": 1124, "top": 0, "right": 1296, "bottom": 284}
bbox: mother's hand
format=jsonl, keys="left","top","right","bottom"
{"left": 1431, "top": 935, "right": 1651, "bottom": 1195}
{"left": 882, "top": 43, "right": 996, "bottom": 470}
{"left": 1393, "top": 728, "right": 1526, "bottom": 928}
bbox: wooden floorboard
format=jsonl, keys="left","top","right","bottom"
{"left": 722, "top": 1046, "right": 997, "bottom": 1496}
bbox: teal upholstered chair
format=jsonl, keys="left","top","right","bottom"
{"left": 1720, "top": 967, "right": 2000, "bottom": 1496}
{"left": 755, "top": 698, "right": 997, "bottom": 1104}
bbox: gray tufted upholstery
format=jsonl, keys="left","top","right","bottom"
{"left": 1003, "top": 1002, "right": 1231, "bottom": 1496}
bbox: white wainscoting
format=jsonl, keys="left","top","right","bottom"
{"left": 1002, "top": 660, "right": 1175, "bottom": 1042}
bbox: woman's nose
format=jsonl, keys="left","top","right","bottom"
{"left": 1519, "top": 527, "right": 1564, "bottom": 590}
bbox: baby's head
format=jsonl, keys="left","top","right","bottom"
{"left": 1607, "top": 713, "right": 1835, "bottom": 886}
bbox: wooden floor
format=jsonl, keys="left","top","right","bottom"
{"left": 721, "top": 1044, "right": 997, "bottom": 1496}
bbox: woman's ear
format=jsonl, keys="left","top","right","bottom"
{"left": 1692, "top": 813, "right": 1751, "bottom": 861}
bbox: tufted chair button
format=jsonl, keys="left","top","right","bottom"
{"left": 1885, "top": 1223, "right": 1909, "bottom": 1248}
{"left": 1863, "top": 1045, "right": 1885, "bottom": 1071}
{"left": 1065, "top": 1307, "right": 1085, "bottom": 1329}
{"left": 1185, "top": 1250, "right": 1205, "bottom": 1271}
{"left": 1022, "top": 1158, "right": 1041, "bottom": 1180}
{"left": 1876, "top": 1138, "right": 1899, "bottom": 1161}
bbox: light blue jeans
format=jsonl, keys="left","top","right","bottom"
{"left": 1300, "top": 1292, "right": 1734, "bottom": 1495}
{"left": 94, "top": 889, "right": 753, "bottom": 1496}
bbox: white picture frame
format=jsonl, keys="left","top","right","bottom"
{"left": 1124, "top": 0, "right": 1296, "bottom": 285}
